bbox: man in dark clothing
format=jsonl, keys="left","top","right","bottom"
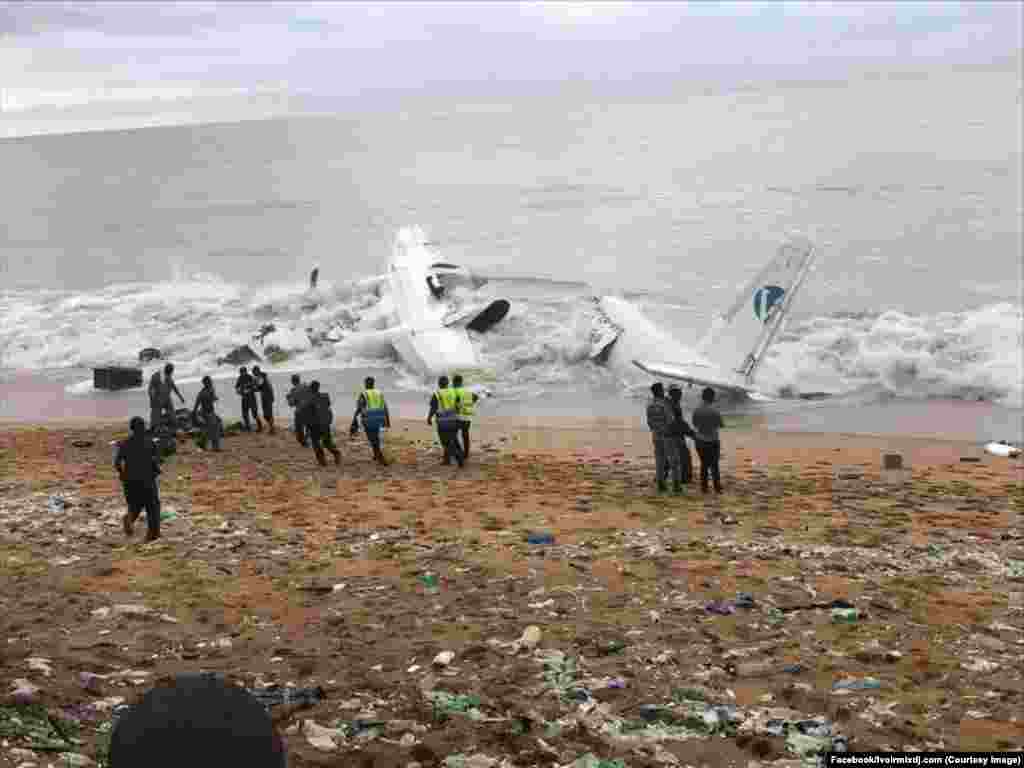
{"left": 251, "top": 365, "right": 276, "bottom": 434}
{"left": 665, "top": 384, "right": 696, "bottom": 485}
{"left": 192, "top": 376, "right": 223, "bottom": 451}
{"left": 427, "top": 375, "right": 464, "bottom": 467}
{"left": 350, "top": 376, "right": 390, "bottom": 465}
{"left": 286, "top": 374, "right": 312, "bottom": 446}
{"left": 304, "top": 380, "right": 341, "bottom": 466}
{"left": 153, "top": 363, "right": 185, "bottom": 435}
{"left": 646, "top": 382, "right": 681, "bottom": 493}
{"left": 234, "top": 367, "right": 262, "bottom": 432}
{"left": 114, "top": 416, "right": 162, "bottom": 543}
{"left": 692, "top": 387, "right": 725, "bottom": 493}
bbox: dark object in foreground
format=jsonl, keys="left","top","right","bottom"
{"left": 94, "top": 367, "right": 143, "bottom": 391}
{"left": 138, "top": 348, "right": 162, "bottom": 363}
{"left": 110, "top": 673, "right": 286, "bottom": 768}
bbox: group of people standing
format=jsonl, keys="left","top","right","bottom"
{"left": 646, "top": 383, "right": 724, "bottom": 494}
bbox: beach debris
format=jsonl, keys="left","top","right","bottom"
{"left": 832, "top": 677, "right": 882, "bottom": 692}
{"left": 705, "top": 600, "right": 735, "bottom": 616}
{"left": 882, "top": 453, "right": 903, "bottom": 470}
{"left": 831, "top": 607, "right": 860, "bottom": 623}
{"left": 433, "top": 650, "right": 456, "bottom": 666}
{"left": 563, "top": 754, "right": 627, "bottom": 768}
{"left": 71, "top": 440, "right": 94, "bottom": 448}
{"left": 443, "top": 754, "right": 504, "bottom": 768}
{"left": 216, "top": 345, "right": 261, "bottom": 366}
{"left": 426, "top": 691, "right": 484, "bottom": 720}
{"left": 961, "top": 658, "right": 1000, "bottom": 674}
{"left": 515, "top": 625, "right": 543, "bottom": 653}
{"left": 138, "top": 347, "right": 162, "bottom": 362}
{"left": 419, "top": 573, "right": 440, "bottom": 592}
{"left": 527, "top": 531, "right": 556, "bottom": 545}
{"left": 6, "top": 680, "right": 41, "bottom": 705}
{"left": 25, "top": 658, "right": 53, "bottom": 677}
{"left": 302, "top": 719, "right": 343, "bottom": 751}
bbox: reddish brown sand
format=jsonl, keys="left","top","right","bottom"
{"left": 0, "top": 417, "right": 1021, "bottom": 766}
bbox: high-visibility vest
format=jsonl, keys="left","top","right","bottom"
{"left": 453, "top": 387, "right": 474, "bottom": 419}
{"left": 435, "top": 387, "right": 458, "bottom": 414}
{"left": 362, "top": 388, "right": 386, "bottom": 430}
{"left": 364, "top": 389, "right": 385, "bottom": 410}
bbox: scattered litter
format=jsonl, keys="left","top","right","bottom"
{"left": 832, "top": 677, "right": 882, "bottom": 692}
{"left": 527, "top": 532, "right": 556, "bottom": 545}
{"left": 831, "top": 607, "right": 859, "bottom": 623}
{"left": 433, "top": 651, "right": 456, "bottom": 666}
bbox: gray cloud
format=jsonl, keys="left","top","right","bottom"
{"left": 3, "top": 1, "right": 1020, "bottom": 128}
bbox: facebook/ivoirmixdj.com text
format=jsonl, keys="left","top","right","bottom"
{"left": 825, "top": 753, "right": 1023, "bottom": 767}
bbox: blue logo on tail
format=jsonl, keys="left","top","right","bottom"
{"left": 753, "top": 285, "right": 785, "bottom": 323}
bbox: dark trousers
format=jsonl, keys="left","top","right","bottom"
{"left": 125, "top": 484, "right": 160, "bottom": 539}
{"left": 241, "top": 395, "right": 261, "bottom": 430}
{"left": 458, "top": 420, "right": 471, "bottom": 459}
{"left": 260, "top": 397, "right": 275, "bottom": 431}
{"left": 308, "top": 425, "right": 341, "bottom": 466}
{"left": 662, "top": 438, "right": 694, "bottom": 484}
{"left": 365, "top": 428, "right": 386, "bottom": 463}
{"left": 294, "top": 415, "right": 308, "bottom": 446}
{"left": 438, "top": 425, "right": 464, "bottom": 466}
{"left": 695, "top": 439, "right": 722, "bottom": 492}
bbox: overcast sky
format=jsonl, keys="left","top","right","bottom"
{"left": 2, "top": 1, "right": 1021, "bottom": 127}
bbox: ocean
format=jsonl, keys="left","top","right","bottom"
{"left": 1, "top": 68, "right": 1021, "bottom": 440}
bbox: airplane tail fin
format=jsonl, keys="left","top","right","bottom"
{"left": 697, "top": 238, "right": 816, "bottom": 387}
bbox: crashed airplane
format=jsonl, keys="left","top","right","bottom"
{"left": 322, "top": 228, "right": 510, "bottom": 378}
{"left": 589, "top": 237, "right": 817, "bottom": 399}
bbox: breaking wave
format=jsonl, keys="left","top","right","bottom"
{"left": 0, "top": 276, "right": 1019, "bottom": 407}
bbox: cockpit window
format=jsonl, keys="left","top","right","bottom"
{"left": 429, "top": 262, "right": 460, "bottom": 270}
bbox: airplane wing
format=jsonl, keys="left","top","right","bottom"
{"left": 631, "top": 359, "right": 766, "bottom": 398}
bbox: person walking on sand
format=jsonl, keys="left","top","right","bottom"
{"left": 692, "top": 386, "right": 725, "bottom": 494}
{"left": 192, "top": 376, "right": 223, "bottom": 451}
{"left": 115, "top": 416, "right": 163, "bottom": 543}
{"left": 646, "top": 382, "right": 681, "bottom": 493}
{"left": 234, "top": 366, "right": 262, "bottom": 432}
{"left": 451, "top": 374, "right": 480, "bottom": 461}
{"left": 427, "top": 375, "right": 464, "bottom": 467}
{"left": 350, "top": 376, "right": 390, "bottom": 465}
{"left": 666, "top": 384, "right": 696, "bottom": 486}
{"left": 252, "top": 365, "right": 276, "bottom": 434}
{"left": 304, "top": 381, "right": 341, "bottom": 466}
{"left": 286, "top": 374, "right": 313, "bottom": 446}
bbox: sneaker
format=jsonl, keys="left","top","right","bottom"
{"left": 143, "top": 532, "right": 160, "bottom": 544}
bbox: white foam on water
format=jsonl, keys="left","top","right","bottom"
{"left": 1, "top": 275, "right": 1020, "bottom": 407}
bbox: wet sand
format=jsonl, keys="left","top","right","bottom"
{"left": 0, "top": 417, "right": 1021, "bottom": 765}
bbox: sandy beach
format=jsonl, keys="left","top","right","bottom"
{"left": 1, "top": 415, "right": 1022, "bottom": 766}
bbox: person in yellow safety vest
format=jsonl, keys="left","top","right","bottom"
{"left": 426, "top": 375, "right": 464, "bottom": 467}
{"left": 350, "top": 376, "right": 391, "bottom": 465}
{"left": 451, "top": 373, "right": 480, "bottom": 461}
